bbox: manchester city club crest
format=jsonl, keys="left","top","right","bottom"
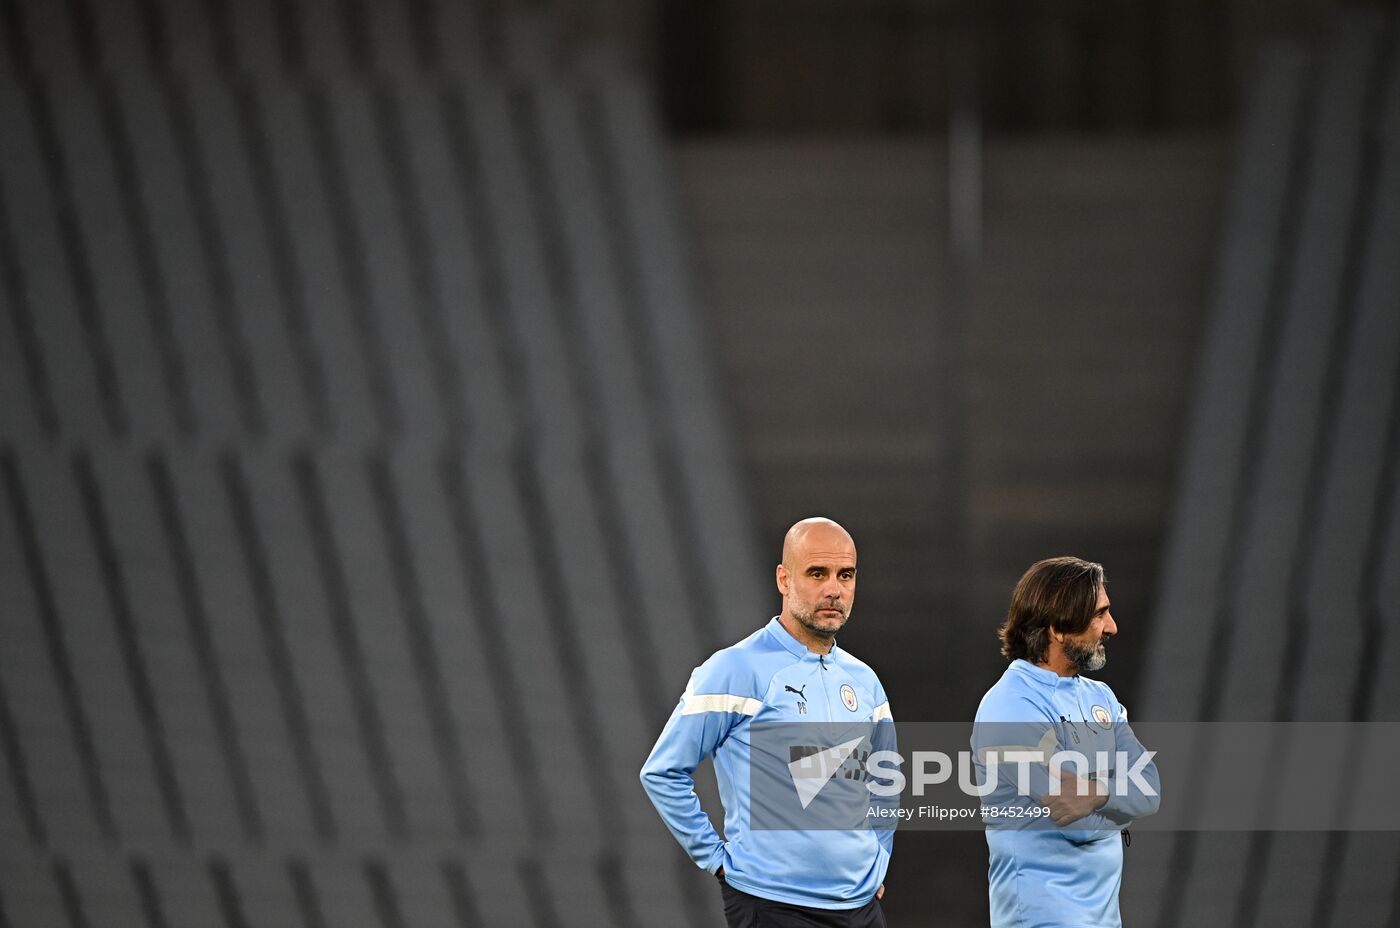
{"left": 840, "top": 684, "right": 858, "bottom": 712}
{"left": 1092, "top": 705, "right": 1113, "bottom": 728}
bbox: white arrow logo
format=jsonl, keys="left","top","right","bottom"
{"left": 788, "top": 736, "right": 866, "bottom": 809}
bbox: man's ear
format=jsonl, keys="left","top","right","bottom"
{"left": 776, "top": 564, "right": 789, "bottom": 596}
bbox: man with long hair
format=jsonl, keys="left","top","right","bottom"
{"left": 972, "top": 557, "right": 1160, "bottom": 928}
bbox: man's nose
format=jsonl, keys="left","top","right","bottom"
{"left": 1103, "top": 613, "right": 1118, "bottom": 635}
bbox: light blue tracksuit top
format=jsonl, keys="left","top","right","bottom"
{"left": 972, "top": 659, "right": 1161, "bottom": 928}
{"left": 640, "top": 617, "right": 895, "bottom": 909}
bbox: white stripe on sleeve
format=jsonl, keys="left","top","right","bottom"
{"left": 681, "top": 693, "right": 762, "bottom": 716}
{"left": 680, "top": 681, "right": 762, "bottom": 716}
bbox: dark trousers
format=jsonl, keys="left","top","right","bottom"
{"left": 719, "top": 879, "right": 888, "bottom": 928}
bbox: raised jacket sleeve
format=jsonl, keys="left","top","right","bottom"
{"left": 1098, "top": 702, "right": 1161, "bottom": 824}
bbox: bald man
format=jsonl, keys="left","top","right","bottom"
{"left": 641, "top": 518, "right": 895, "bottom": 927}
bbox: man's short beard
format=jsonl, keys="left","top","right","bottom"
{"left": 793, "top": 606, "right": 846, "bottom": 639}
{"left": 1063, "top": 637, "right": 1107, "bottom": 673}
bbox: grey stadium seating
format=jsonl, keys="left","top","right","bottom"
{"left": 1124, "top": 9, "right": 1400, "bottom": 928}
{"left": 0, "top": 0, "right": 763, "bottom": 924}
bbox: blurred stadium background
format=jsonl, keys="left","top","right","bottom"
{"left": 0, "top": 0, "right": 1397, "bottom": 924}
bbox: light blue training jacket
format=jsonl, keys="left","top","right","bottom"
{"left": 640, "top": 617, "right": 895, "bottom": 909}
{"left": 972, "top": 659, "right": 1161, "bottom": 928}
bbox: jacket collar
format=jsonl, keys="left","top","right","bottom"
{"left": 766, "top": 615, "right": 837, "bottom": 661}
{"left": 1010, "top": 658, "right": 1078, "bottom": 689}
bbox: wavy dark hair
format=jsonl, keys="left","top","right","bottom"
{"left": 998, "top": 557, "right": 1105, "bottom": 663}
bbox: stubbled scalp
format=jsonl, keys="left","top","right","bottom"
{"left": 781, "top": 517, "right": 855, "bottom": 568}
